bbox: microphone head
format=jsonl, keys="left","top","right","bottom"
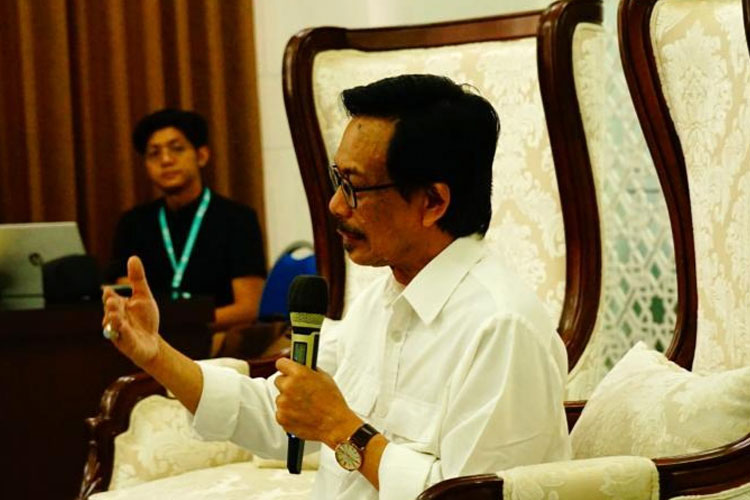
{"left": 288, "top": 275, "right": 328, "bottom": 315}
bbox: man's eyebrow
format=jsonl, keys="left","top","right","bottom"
{"left": 147, "top": 138, "right": 185, "bottom": 149}
{"left": 337, "top": 165, "right": 362, "bottom": 178}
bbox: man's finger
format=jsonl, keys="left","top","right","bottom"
{"left": 274, "top": 373, "right": 287, "bottom": 392}
{"left": 104, "top": 297, "right": 122, "bottom": 315}
{"left": 127, "top": 256, "right": 153, "bottom": 299}
{"left": 102, "top": 286, "right": 118, "bottom": 303}
{"left": 276, "top": 357, "right": 305, "bottom": 375}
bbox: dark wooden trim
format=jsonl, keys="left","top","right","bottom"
{"left": 568, "top": 401, "right": 750, "bottom": 498}
{"left": 416, "top": 429, "right": 750, "bottom": 500}
{"left": 417, "top": 474, "right": 502, "bottom": 500}
{"left": 283, "top": 30, "right": 347, "bottom": 319}
{"left": 745, "top": 0, "right": 750, "bottom": 54}
{"left": 564, "top": 399, "right": 587, "bottom": 432}
{"left": 655, "top": 432, "right": 750, "bottom": 499}
{"left": 538, "top": 0, "right": 603, "bottom": 370}
{"left": 78, "top": 372, "right": 166, "bottom": 499}
{"left": 282, "top": 1, "right": 604, "bottom": 371}
{"left": 618, "top": 1, "right": 750, "bottom": 498}
{"left": 618, "top": 0, "right": 697, "bottom": 369}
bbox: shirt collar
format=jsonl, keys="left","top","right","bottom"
{"left": 393, "top": 234, "right": 485, "bottom": 325}
{"left": 163, "top": 188, "right": 209, "bottom": 221}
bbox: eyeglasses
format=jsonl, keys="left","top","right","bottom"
{"left": 328, "top": 164, "right": 396, "bottom": 209}
{"left": 145, "top": 143, "right": 188, "bottom": 162}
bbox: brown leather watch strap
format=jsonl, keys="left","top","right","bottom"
{"left": 350, "top": 423, "right": 378, "bottom": 450}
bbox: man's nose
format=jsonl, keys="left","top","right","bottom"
{"left": 159, "top": 149, "right": 176, "bottom": 164}
{"left": 329, "top": 186, "right": 351, "bottom": 218}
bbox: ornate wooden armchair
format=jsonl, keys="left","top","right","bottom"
{"left": 77, "top": 327, "right": 290, "bottom": 499}
{"left": 283, "top": 0, "right": 604, "bottom": 373}
{"left": 419, "top": 0, "right": 750, "bottom": 498}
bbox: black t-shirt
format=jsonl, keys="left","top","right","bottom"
{"left": 107, "top": 191, "right": 266, "bottom": 307}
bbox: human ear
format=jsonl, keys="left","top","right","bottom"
{"left": 197, "top": 146, "right": 210, "bottom": 167}
{"left": 422, "top": 183, "right": 450, "bottom": 228}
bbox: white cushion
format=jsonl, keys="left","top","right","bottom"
{"left": 571, "top": 342, "right": 750, "bottom": 459}
{"left": 93, "top": 461, "right": 315, "bottom": 500}
{"left": 109, "top": 358, "right": 252, "bottom": 490}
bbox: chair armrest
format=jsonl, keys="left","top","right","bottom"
{"left": 656, "top": 432, "right": 750, "bottom": 498}
{"left": 416, "top": 418, "right": 750, "bottom": 500}
{"left": 78, "top": 343, "right": 290, "bottom": 499}
{"left": 78, "top": 372, "right": 166, "bottom": 499}
{"left": 417, "top": 474, "right": 502, "bottom": 500}
{"left": 249, "top": 346, "right": 290, "bottom": 378}
{"left": 416, "top": 398, "right": 587, "bottom": 499}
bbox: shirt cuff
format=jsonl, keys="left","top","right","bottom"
{"left": 378, "top": 442, "right": 436, "bottom": 500}
{"left": 193, "top": 363, "right": 242, "bottom": 441}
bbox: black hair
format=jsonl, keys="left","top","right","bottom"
{"left": 341, "top": 74, "right": 499, "bottom": 238}
{"left": 132, "top": 108, "right": 208, "bottom": 154}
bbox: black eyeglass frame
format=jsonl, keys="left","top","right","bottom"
{"left": 328, "top": 164, "right": 397, "bottom": 209}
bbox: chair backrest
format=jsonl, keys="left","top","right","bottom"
{"left": 619, "top": 0, "right": 750, "bottom": 372}
{"left": 283, "top": 0, "right": 604, "bottom": 370}
{"left": 416, "top": 2, "right": 750, "bottom": 498}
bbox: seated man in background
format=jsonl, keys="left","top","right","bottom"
{"left": 103, "top": 75, "right": 571, "bottom": 499}
{"left": 107, "top": 109, "right": 266, "bottom": 331}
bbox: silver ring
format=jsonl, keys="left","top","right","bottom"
{"left": 103, "top": 322, "right": 120, "bottom": 341}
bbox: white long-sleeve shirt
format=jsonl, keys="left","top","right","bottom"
{"left": 193, "top": 235, "right": 571, "bottom": 499}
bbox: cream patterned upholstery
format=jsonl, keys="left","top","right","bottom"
{"left": 420, "top": 0, "right": 750, "bottom": 497}
{"left": 650, "top": 0, "right": 750, "bottom": 373}
{"left": 90, "top": 358, "right": 314, "bottom": 498}
{"left": 108, "top": 395, "right": 253, "bottom": 490}
{"left": 565, "top": 0, "right": 679, "bottom": 401}
{"left": 91, "top": 461, "right": 315, "bottom": 500}
{"left": 312, "top": 39, "right": 566, "bottom": 321}
{"left": 498, "top": 455, "right": 659, "bottom": 500}
{"left": 571, "top": 342, "right": 750, "bottom": 459}
{"left": 566, "top": 21, "right": 612, "bottom": 398}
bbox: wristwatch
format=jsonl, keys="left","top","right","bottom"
{"left": 334, "top": 423, "right": 379, "bottom": 471}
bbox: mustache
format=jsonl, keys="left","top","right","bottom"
{"left": 336, "top": 221, "right": 366, "bottom": 239}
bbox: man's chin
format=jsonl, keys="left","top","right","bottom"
{"left": 343, "top": 244, "right": 369, "bottom": 265}
{"left": 158, "top": 182, "right": 187, "bottom": 194}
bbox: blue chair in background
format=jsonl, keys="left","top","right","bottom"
{"left": 257, "top": 241, "right": 316, "bottom": 321}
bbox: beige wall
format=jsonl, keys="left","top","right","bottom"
{"left": 253, "top": 0, "right": 552, "bottom": 262}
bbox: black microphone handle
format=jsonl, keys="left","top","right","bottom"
{"left": 285, "top": 275, "right": 327, "bottom": 475}
{"left": 286, "top": 325, "right": 321, "bottom": 474}
{"left": 287, "top": 434, "right": 304, "bottom": 474}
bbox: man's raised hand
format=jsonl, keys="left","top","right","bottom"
{"left": 102, "top": 256, "right": 162, "bottom": 368}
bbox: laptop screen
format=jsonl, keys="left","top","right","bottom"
{"left": 0, "top": 222, "right": 86, "bottom": 308}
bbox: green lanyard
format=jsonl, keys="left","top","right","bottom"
{"left": 158, "top": 188, "right": 212, "bottom": 299}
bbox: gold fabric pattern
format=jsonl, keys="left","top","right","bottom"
{"left": 499, "top": 455, "right": 659, "bottom": 500}
{"left": 312, "top": 39, "right": 566, "bottom": 322}
{"left": 651, "top": 0, "right": 750, "bottom": 372}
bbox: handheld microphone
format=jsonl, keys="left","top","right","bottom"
{"left": 286, "top": 274, "right": 328, "bottom": 474}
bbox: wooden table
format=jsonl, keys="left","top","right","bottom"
{"left": 0, "top": 298, "right": 213, "bottom": 500}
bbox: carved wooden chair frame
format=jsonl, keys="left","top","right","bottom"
{"left": 419, "top": 0, "right": 750, "bottom": 498}
{"left": 282, "top": 0, "right": 603, "bottom": 371}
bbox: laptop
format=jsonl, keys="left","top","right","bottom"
{"left": 0, "top": 222, "right": 86, "bottom": 309}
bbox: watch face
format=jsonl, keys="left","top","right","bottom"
{"left": 334, "top": 442, "right": 362, "bottom": 471}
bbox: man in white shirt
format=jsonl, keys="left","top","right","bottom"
{"left": 102, "top": 74, "right": 571, "bottom": 499}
